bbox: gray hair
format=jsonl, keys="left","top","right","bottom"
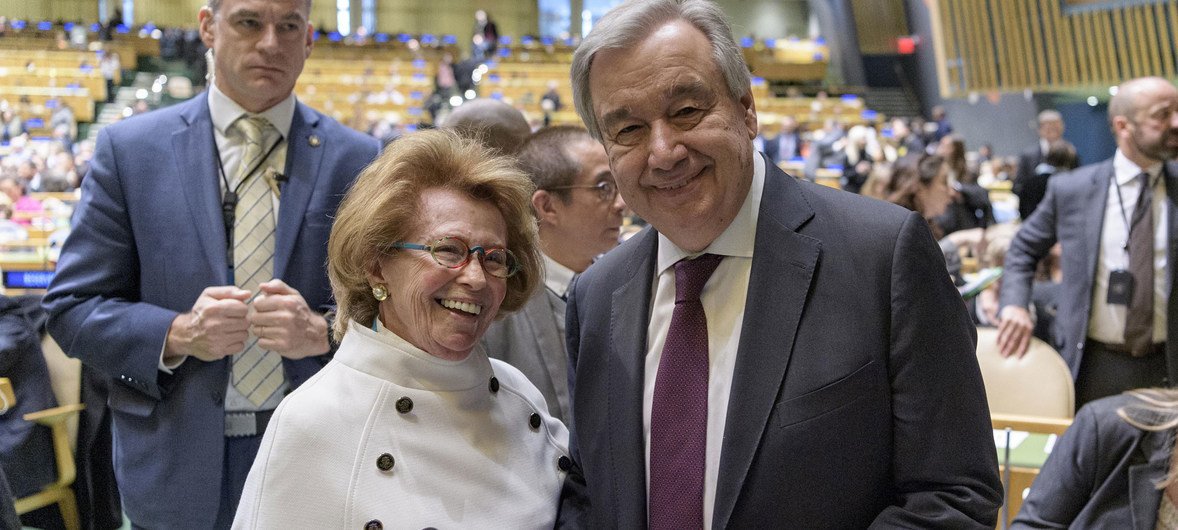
{"left": 442, "top": 98, "right": 532, "bottom": 156}
{"left": 1037, "top": 109, "right": 1062, "bottom": 124}
{"left": 208, "top": 0, "right": 312, "bottom": 13}
{"left": 570, "top": 0, "right": 751, "bottom": 142}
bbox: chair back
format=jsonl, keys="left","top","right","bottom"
{"left": 976, "top": 327, "right": 1074, "bottom": 419}
{"left": 40, "top": 334, "right": 81, "bottom": 444}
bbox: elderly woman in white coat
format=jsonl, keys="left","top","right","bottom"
{"left": 233, "top": 129, "right": 569, "bottom": 529}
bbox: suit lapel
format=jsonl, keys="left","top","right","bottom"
{"left": 173, "top": 97, "right": 228, "bottom": 283}
{"left": 526, "top": 288, "right": 570, "bottom": 418}
{"left": 608, "top": 229, "right": 658, "bottom": 528}
{"left": 274, "top": 102, "right": 324, "bottom": 279}
{"left": 713, "top": 163, "right": 818, "bottom": 528}
{"left": 1083, "top": 160, "right": 1114, "bottom": 297}
{"left": 1128, "top": 429, "right": 1169, "bottom": 530}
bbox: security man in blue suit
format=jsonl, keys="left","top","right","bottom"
{"left": 41, "top": 0, "right": 379, "bottom": 527}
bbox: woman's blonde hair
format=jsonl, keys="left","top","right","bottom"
{"left": 326, "top": 129, "right": 541, "bottom": 342}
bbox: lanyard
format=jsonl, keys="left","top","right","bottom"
{"left": 213, "top": 133, "right": 284, "bottom": 278}
{"left": 1112, "top": 169, "right": 1159, "bottom": 254}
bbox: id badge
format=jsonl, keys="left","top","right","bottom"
{"left": 1107, "top": 269, "right": 1134, "bottom": 305}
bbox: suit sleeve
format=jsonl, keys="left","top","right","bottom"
{"left": 1009, "top": 404, "right": 1103, "bottom": 529}
{"left": 41, "top": 127, "right": 179, "bottom": 400}
{"left": 872, "top": 212, "right": 1003, "bottom": 528}
{"left": 1000, "top": 175, "right": 1061, "bottom": 313}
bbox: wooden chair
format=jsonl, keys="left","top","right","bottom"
{"left": 8, "top": 335, "right": 84, "bottom": 530}
{"left": 975, "top": 327, "right": 1074, "bottom": 419}
{"left": 14, "top": 402, "right": 85, "bottom": 530}
{"left": 976, "top": 327, "right": 1076, "bottom": 529}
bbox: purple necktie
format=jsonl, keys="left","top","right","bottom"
{"left": 649, "top": 253, "right": 723, "bottom": 530}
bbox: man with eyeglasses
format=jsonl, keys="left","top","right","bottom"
{"left": 481, "top": 125, "right": 625, "bottom": 423}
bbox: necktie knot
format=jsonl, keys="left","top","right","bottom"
{"left": 674, "top": 253, "right": 723, "bottom": 303}
{"left": 236, "top": 115, "right": 270, "bottom": 146}
{"left": 1131, "top": 171, "right": 1155, "bottom": 227}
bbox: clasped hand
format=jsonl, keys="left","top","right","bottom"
{"left": 165, "top": 280, "right": 329, "bottom": 362}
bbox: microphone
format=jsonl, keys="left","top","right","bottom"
{"left": 274, "top": 172, "right": 287, "bottom": 183}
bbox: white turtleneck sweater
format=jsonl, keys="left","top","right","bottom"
{"left": 233, "top": 320, "right": 570, "bottom": 529}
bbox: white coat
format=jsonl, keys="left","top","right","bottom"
{"left": 233, "top": 320, "right": 570, "bottom": 529}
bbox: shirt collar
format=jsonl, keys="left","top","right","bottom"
{"left": 207, "top": 81, "right": 296, "bottom": 139}
{"left": 1113, "top": 148, "right": 1163, "bottom": 186}
{"left": 542, "top": 253, "right": 575, "bottom": 298}
{"left": 656, "top": 150, "right": 764, "bottom": 274}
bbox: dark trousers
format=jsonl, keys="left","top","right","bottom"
{"left": 74, "top": 367, "right": 122, "bottom": 530}
{"left": 1076, "top": 341, "right": 1168, "bottom": 409}
{"left": 213, "top": 434, "right": 264, "bottom": 529}
{"left": 131, "top": 434, "right": 262, "bottom": 530}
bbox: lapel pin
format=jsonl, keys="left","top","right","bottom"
{"left": 308, "top": 135, "right": 321, "bottom": 147}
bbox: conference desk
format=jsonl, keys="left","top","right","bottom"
{"left": 993, "top": 414, "right": 1073, "bottom": 529}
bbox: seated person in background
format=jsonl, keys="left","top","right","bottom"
{"left": 0, "top": 294, "right": 63, "bottom": 529}
{"left": 0, "top": 108, "right": 23, "bottom": 143}
{"left": 934, "top": 134, "right": 994, "bottom": 236}
{"left": 763, "top": 116, "right": 803, "bottom": 165}
{"left": 1012, "top": 388, "right": 1178, "bottom": 529}
{"left": 0, "top": 176, "right": 41, "bottom": 225}
{"left": 884, "top": 153, "right": 961, "bottom": 283}
{"left": 0, "top": 201, "right": 28, "bottom": 243}
{"left": 835, "top": 124, "right": 882, "bottom": 194}
{"left": 234, "top": 130, "right": 570, "bottom": 529}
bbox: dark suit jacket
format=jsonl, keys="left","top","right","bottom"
{"left": 1014, "top": 144, "right": 1047, "bottom": 220}
{"left": 1012, "top": 393, "right": 1168, "bottom": 529}
{"left": 559, "top": 159, "right": 1002, "bottom": 528}
{"left": 1001, "top": 159, "right": 1178, "bottom": 384}
{"left": 481, "top": 285, "right": 571, "bottom": 422}
{"left": 41, "top": 94, "right": 379, "bottom": 528}
{"left": 0, "top": 294, "right": 56, "bottom": 498}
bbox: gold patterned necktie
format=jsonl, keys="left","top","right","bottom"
{"left": 231, "top": 116, "right": 284, "bottom": 406}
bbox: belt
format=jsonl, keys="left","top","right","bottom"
{"left": 225, "top": 409, "right": 275, "bottom": 438}
{"left": 1087, "top": 339, "right": 1166, "bottom": 358}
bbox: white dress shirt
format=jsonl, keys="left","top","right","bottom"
{"left": 643, "top": 152, "right": 764, "bottom": 529}
{"left": 208, "top": 82, "right": 295, "bottom": 193}
{"left": 1088, "top": 150, "right": 1168, "bottom": 344}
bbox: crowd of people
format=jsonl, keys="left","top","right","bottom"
{"left": 6, "top": 0, "right": 1178, "bottom": 528}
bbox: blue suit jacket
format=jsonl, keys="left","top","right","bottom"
{"left": 42, "top": 94, "right": 379, "bottom": 528}
{"left": 559, "top": 159, "right": 1002, "bottom": 528}
{"left": 1001, "top": 159, "right": 1178, "bottom": 383}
